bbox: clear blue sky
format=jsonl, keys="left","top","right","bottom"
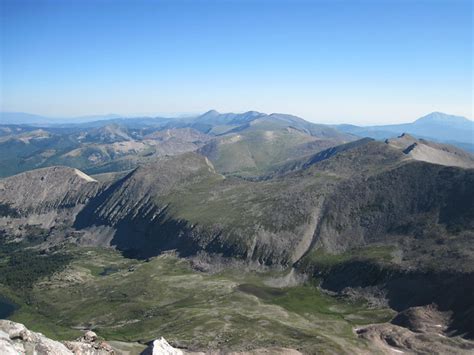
{"left": 1, "top": 0, "right": 472, "bottom": 124}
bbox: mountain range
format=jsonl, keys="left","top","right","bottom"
{"left": 0, "top": 109, "right": 473, "bottom": 353}
{"left": 0, "top": 110, "right": 472, "bottom": 178}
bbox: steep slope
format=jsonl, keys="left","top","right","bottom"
{"left": 313, "top": 160, "right": 474, "bottom": 253}
{"left": 0, "top": 166, "right": 100, "bottom": 229}
{"left": 70, "top": 139, "right": 472, "bottom": 265}
{"left": 74, "top": 152, "right": 328, "bottom": 263}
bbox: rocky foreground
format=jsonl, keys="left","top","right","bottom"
{"left": 0, "top": 320, "right": 114, "bottom": 354}
{"left": 0, "top": 320, "right": 304, "bottom": 355}
{"left": 2, "top": 310, "right": 474, "bottom": 355}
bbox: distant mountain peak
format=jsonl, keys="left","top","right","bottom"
{"left": 414, "top": 112, "right": 472, "bottom": 125}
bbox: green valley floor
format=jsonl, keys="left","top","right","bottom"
{"left": 0, "top": 246, "right": 394, "bottom": 354}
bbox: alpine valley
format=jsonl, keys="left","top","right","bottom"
{"left": 0, "top": 110, "right": 473, "bottom": 354}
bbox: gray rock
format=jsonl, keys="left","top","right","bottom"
{"left": 0, "top": 319, "right": 73, "bottom": 354}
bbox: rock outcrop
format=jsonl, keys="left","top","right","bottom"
{"left": 0, "top": 319, "right": 72, "bottom": 354}
{"left": 0, "top": 320, "right": 114, "bottom": 354}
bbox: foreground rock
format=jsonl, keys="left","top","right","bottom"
{"left": 0, "top": 319, "right": 72, "bottom": 354}
{"left": 0, "top": 320, "right": 114, "bottom": 354}
{"left": 0, "top": 320, "right": 303, "bottom": 355}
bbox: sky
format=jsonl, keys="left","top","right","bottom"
{"left": 0, "top": 0, "right": 472, "bottom": 125}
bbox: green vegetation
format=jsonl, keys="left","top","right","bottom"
{"left": 0, "top": 246, "right": 393, "bottom": 353}
{"left": 206, "top": 128, "right": 322, "bottom": 177}
{"left": 0, "top": 237, "right": 72, "bottom": 289}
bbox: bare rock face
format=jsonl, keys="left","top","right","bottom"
{"left": 0, "top": 319, "right": 73, "bottom": 354}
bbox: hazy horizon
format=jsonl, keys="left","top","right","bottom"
{"left": 1, "top": 108, "right": 473, "bottom": 127}
{"left": 1, "top": 0, "right": 472, "bottom": 125}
